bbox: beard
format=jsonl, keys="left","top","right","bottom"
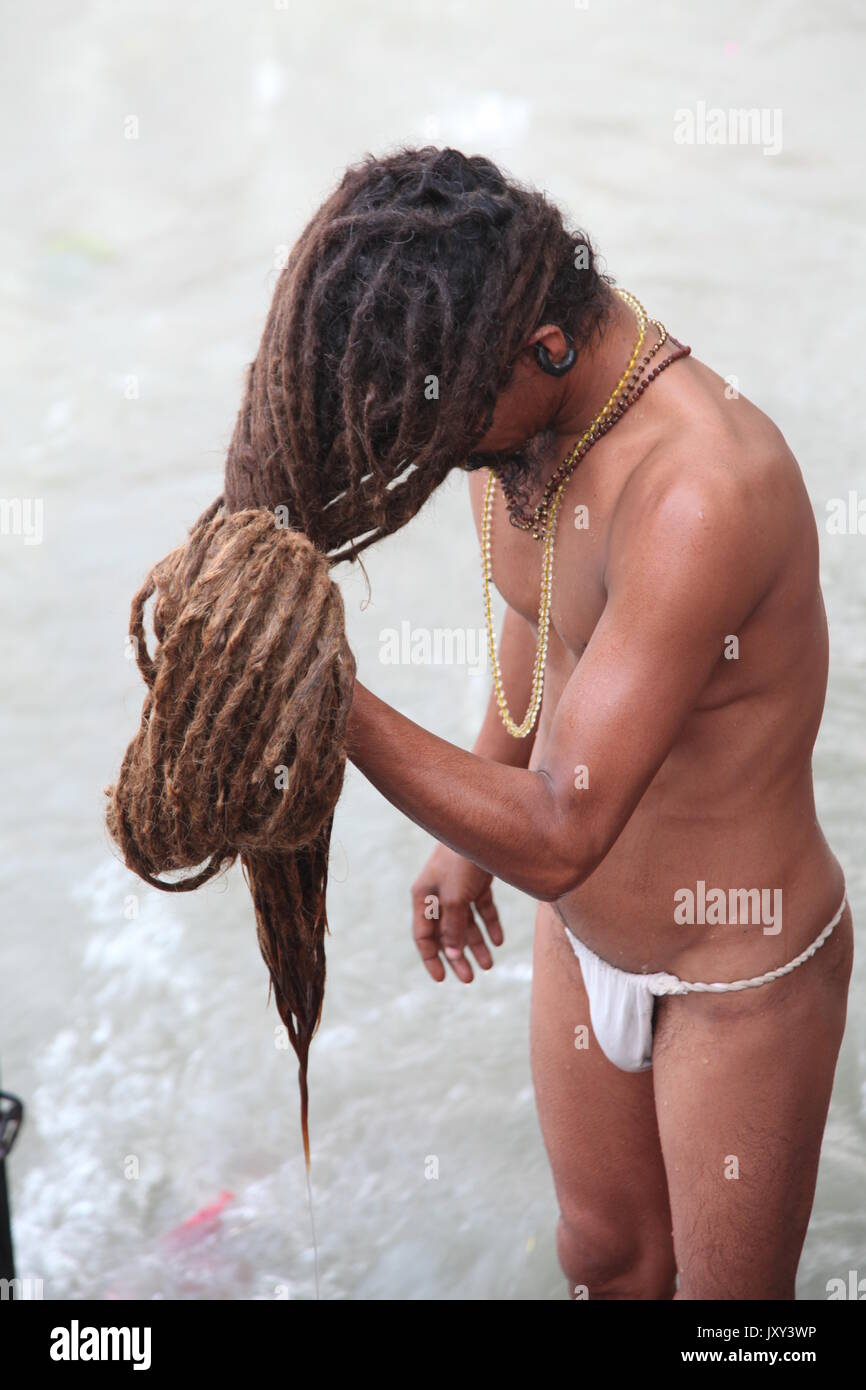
{"left": 464, "top": 427, "right": 559, "bottom": 527}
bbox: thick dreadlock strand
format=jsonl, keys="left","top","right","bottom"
{"left": 106, "top": 509, "right": 355, "bottom": 1165}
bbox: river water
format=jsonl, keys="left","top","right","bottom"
{"left": 2, "top": 0, "right": 864, "bottom": 1299}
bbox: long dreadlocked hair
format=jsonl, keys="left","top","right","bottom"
{"left": 224, "top": 145, "right": 611, "bottom": 555}
{"left": 107, "top": 147, "right": 610, "bottom": 1166}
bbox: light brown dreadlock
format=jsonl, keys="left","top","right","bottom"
{"left": 106, "top": 146, "right": 610, "bottom": 1164}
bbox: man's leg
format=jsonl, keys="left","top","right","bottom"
{"left": 531, "top": 903, "right": 677, "bottom": 1299}
{"left": 652, "top": 904, "right": 854, "bottom": 1300}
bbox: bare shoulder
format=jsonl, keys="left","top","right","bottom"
{"left": 609, "top": 366, "right": 814, "bottom": 599}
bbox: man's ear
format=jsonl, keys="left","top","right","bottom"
{"left": 525, "top": 323, "right": 570, "bottom": 361}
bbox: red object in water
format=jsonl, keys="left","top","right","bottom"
{"left": 164, "top": 1190, "right": 235, "bottom": 1247}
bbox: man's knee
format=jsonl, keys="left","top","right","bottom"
{"left": 557, "top": 1209, "right": 676, "bottom": 1300}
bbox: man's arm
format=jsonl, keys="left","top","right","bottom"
{"left": 348, "top": 471, "right": 770, "bottom": 902}
{"left": 408, "top": 603, "right": 538, "bottom": 981}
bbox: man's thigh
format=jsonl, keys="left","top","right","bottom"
{"left": 531, "top": 903, "right": 675, "bottom": 1294}
{"left": 652, "top": 905, "right": 854, "bottom": 1300}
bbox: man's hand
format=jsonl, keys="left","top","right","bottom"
{"left": 411, "top": 845, "right": 504, "bottom": 983}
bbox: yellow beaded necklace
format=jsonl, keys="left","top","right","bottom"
{"left": 481, "top": 288, "right": 649, "bottom": 738}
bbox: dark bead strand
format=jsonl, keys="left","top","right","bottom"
{"left": 509, "top": 333, "right": 691, "bottom": 535}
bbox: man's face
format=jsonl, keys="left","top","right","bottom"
{"left": 471, "top": 347, "right": 550, "bottom": 454}
{"left": 465, "top": 346, "right": 561, "bottom": 507}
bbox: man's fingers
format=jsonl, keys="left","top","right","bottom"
{"left": 439, "top": 902, "right": 474, "bottom": 983}
{"left": 474, "top": 884, "right": 504, "bottom": 947}
{"left": 410, "top": 879, "right": 498, "bottom": 984}
{"left": 411, "top": 890, "right": 446, "bottom": 982}
{"left": 465, "top": 917, "right": 493, "bottom": 972}
{"left": 418, "top": 937, "right": 447, "bottom": 983}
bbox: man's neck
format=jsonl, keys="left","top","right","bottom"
{"left": 537, "top": 290, "right": 646, "bottom": 484}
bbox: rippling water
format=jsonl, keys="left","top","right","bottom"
{"left": 2, "top": 0, "right": 864, "bottom": 1299}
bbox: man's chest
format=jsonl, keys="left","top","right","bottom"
{"left": 476, "top": 469, "right": 616, "bottom": 660}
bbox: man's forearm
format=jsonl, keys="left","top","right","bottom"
{"left": 346, "top": 681, "right": 582, "bottom": 901}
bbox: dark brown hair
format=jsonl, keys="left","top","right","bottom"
{"left": 224, "top": 145, "right": 610, "bottom": 554}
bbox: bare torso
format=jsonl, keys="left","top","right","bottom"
{"left": 352, "top": 324, "right": 853, "bottom": 1301}
{"left": 470, "top": 352, "right": 844, "bottom": 980}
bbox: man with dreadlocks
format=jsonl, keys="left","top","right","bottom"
{"left": 110, "top": 145, "right": 850, "bottom": 1301}
{"left": 289, "top": 146, "right": 849, "bottom": 1301}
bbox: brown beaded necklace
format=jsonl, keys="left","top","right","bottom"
{"left": 499, "top": 323, "right": 692, "bottom": 533}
